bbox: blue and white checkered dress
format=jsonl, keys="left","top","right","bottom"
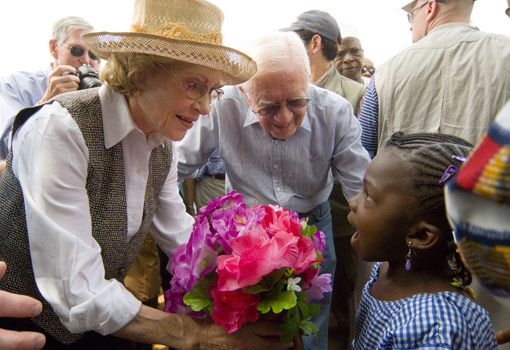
{"left": 352, "top": 262, "right": 498, "bottom": 350}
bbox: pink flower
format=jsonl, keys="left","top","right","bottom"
{"left": 209, "top": 280, "right": 260, "bottom": 333}
{"left": 260, "top": 205, "right": 303, "bottom": 237}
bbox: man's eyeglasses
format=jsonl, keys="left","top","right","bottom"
{"left": 361, "top": 66, "right": 375, "bottom": 75}
{"left": 253, "top": 97, "right": 312, "bottom": 118}
{"left": 407, "top": 1, "right": 428, "bottom": 23}
{"left": 172, "top": 74, "right": 224, "bottom": 102}
{"left": 61, "top": 43, "right": 100, "bottom": 61}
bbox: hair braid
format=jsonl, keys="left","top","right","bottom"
{"left": 385, "top": 132, "right": 474, "bottom": 290}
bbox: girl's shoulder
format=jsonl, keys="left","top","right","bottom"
{"left": 356, "top": 263, "right": 498, "bottom": 349}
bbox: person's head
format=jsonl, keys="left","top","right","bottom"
{"left": 281, "top": 10, "right": 341, "bottom": 62}
{"left": 361, "top": 58, "right": 375, "bottom": 78}
{"left": 506, "top": 0, "right": 510, "bottom": 17}
{"left": 334, "top": 36, "right": 364, "bottom": 82}
{"left": 348, "top": 133, "right": 473, "bottom": 282}
{"left": 82, "top": 0, "right": 256, "bottom": 142}
{"left": 49, "top": 16, "right": 100, "bottom": 71}
{"left": 240, "top": 31, "right": 311, "bottom": 140}
{"left": 400, "top": 0, "right": 475, "bottom": 43}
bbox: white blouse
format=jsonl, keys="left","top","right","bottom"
{"left": 11, "top": 85, "right": 193, "bottom": 335}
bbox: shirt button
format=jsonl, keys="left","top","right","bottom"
{"left": 131, "top": 213, "right": 136, "bottom": 219}
{"left": 274, "top": 164, "right": 278, "bottom": 169}
{"left": 136, "top": 168, "right": 142, "bottom": 175}
{"left": 274, "top": 140, "right": 279, "bottom": 145}
{"left": 276, "top": 187, "right": 281, "bottom": 191}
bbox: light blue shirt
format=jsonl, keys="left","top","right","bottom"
{"left": 177, "top": 84, "right": 370, "bottom": 213}
{"left": 0, "top": 65, "right": 52, "bottom": 158}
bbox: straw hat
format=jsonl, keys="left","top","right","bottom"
{"left": 82, "top": 0, "right": 256, "bottom": 85}
{"left": 445, "top": 102, "right": 510, "bottom": 297}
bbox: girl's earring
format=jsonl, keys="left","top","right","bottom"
{"left": 405, "top": 242, "right": 413, "bottom": 271}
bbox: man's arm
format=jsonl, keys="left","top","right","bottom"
{"left": 358, "top": 77, "right": 379, "bottom": 158}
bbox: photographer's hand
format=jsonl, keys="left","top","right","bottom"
{"left": 0, "top": 261, "right": 46, "bottom": 350}
{"left": 38, "top": 65, "right": 80, "bottom": 104}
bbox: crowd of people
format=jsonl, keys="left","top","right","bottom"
{"left": 0, "top": 0, "right": 509, "bottom": 349}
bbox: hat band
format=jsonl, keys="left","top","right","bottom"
{"left": 130, "top": 22, "right": 223, "bottom": 45}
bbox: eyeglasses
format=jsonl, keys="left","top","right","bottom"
{"left": 407, "top": 1, "right": 428, "bottom": 23}
{"left": 361, "top": 66, "right": 375, "bottom": 75}
{"left": 172, "top": 74, "right": 224, "bottom": 102}
{"left": 253, "top": 97, "right": 312, "bottom": 118}
{"left": 61, "top": 43, "right": 100, "bottom": 61}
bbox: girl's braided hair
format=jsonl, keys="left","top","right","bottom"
{"left": 385, "top": 132, "right": 474, "bottom": 288}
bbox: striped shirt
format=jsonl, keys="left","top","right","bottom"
{"left": 359, "top": 77, "right": 379, "bottom": 158}
{"left": 352, "top": 262, "right": 498, "bottom": 350}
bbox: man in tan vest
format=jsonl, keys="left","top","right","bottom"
{"left": 359, "top": 0, "right": 510, "bottom": 158}
{"left": 282, "top": 10, "right": 366, "bottom": 350}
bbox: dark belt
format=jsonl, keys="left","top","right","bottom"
{"left": 204, "top": 173, "right": 225, "bottom": 180}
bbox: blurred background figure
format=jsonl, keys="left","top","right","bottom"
{"left": 360, "top": 58, "right": 375, "bottom": 80}
{"left": 0, "top": 16, "right": 100, "bottom": 160}
{"left": 334, "top": 36, "right": 367, "bottom": 86}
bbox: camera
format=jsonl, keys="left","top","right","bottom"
{"left": 62, "top": 65, "right": 101, "bottom": 90}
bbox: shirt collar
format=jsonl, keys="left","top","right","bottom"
{"left": 242, "top": 84, "right": 313, "bottom": 133}
{"left": 99, "top": 85, "right": 166, "bottom": 150}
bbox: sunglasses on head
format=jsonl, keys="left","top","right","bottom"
{"left": 361, "top": 66, "right": 375, "bottom": 75}
{"left": 172, "top": 74, "right": 224, "bottom": 103}
{"left": 253, "top": 97, "right": 312, "bottom": 118}
{"left": 61, "top": 43, "right": 100, "bottom": 61}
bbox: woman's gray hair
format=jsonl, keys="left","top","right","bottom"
{"left": 242, "top": 31, "right": 311, "bottom": 93}
{"left": 51, "top": 16, "right": 94, "bottom": 43}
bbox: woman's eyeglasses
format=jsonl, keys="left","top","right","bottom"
{"left": 172, "top": 74, "right": 224, "bottom": 102}
{"left": 361, "top": 66, "right": 375, "bottom": 75}
{"left": 253, "top": 97, "right": 312, "bottom": 118}
{"left": 61, "top": 43, "right": 100, "bottom": 61}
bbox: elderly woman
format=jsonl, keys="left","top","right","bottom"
{"left": 0, "top": 0, "right": 294, "bottom": 349}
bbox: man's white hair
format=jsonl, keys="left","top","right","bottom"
{"left": 51, "top": 16, "right": 94, "bottom": 43}
{"left": 242, "top": 31, "right": 311, "bottom": 93}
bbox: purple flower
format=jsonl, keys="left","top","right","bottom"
{"left": 305, "top": 272, "right": 332, "bottom": 303}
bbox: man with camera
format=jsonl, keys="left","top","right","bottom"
{"left": 0, "top": 16, "right": 100, "bottom": 160}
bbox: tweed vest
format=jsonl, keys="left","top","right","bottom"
{"left": 375, "top": 23, "right": 510, "bottom": 148}
{"left": 0, "top": 88, "right": 172, "bottom": 344}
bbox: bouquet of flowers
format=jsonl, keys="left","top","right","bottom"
{"left": 164, "top": 191, "right": 332, "bottom": 342}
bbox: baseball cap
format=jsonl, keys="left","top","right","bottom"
{"left": 281, "top": 10, "right": 340, "bottom": 43}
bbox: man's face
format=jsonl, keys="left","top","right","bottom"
{"left": 334, "top": 38, "right": 363, "bottom": 81}
{"left": 245, "top": 69, "right": 309, "bottom": 140}
{"left": 408, "top": 1, "right": 429, "bottom": 43}
{"left": 54, "top": 29, "right": 101, "bottom": 71}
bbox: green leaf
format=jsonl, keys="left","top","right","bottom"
{"left": 244, "top": 268, "right": 287, "bottom": 294}
{"left": 300, "top": 219, "right": 318, "bottom": 238}
{"left": 183, "top": 274, "right": 214, "bottom": 312}
{"left": 258, "top": 290, "right": 297, "bottom": 314}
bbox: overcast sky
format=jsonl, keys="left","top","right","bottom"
{"left": 0, "top": 0, "right": 508, "bottom": 77}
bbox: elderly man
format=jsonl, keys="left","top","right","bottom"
{"left": 359, "top": 0, "right": 510, "bottom": 158}
{"left": 334, "top": 36, "right": 366, "bottom": 86}
{"left": 177, "top": 31, "right": 370, "bottom": 350}
{"left": 0, "top": 16, "right": 100, "bottom": 159}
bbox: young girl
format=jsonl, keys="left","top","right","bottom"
{"left": 348, "top": 132, "right": 498, "bottom": 349}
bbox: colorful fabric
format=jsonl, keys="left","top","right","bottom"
{"left": 446, "top": 102, "right": 510, "bottom": 297}
{"left": 352, "top": 262, "right": 498, "bottom": 350}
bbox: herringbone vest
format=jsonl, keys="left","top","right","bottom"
{"left": 0, "top": 88, "right": 172, "bottom": 344}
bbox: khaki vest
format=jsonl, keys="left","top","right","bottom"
{"left": 323, "top": 67, "right": 366, "bottom": 115}
{"left": 0, "top": 89, "right": 172, "bottom": 344}
{"left": 375, "top": 23, "right": 510, "bottom": 148}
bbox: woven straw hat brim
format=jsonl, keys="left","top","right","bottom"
{"left": 82, "top": 31, "right": 257, "bottom": 85}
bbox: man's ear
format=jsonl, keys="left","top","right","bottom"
{"left": 311, "top": 34, "right": 322, "bottom": 54}
{"left": 49, "top": 39, "right": 58, "bottom": 60}
{"left": 406, "top": 220, "right": 441, "bottom": 250}
{"left": 425, "top": 0, "right": 439, "bottom": 23}
{"left": 238, "top": 85, "right": 253, "bottom": 107}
